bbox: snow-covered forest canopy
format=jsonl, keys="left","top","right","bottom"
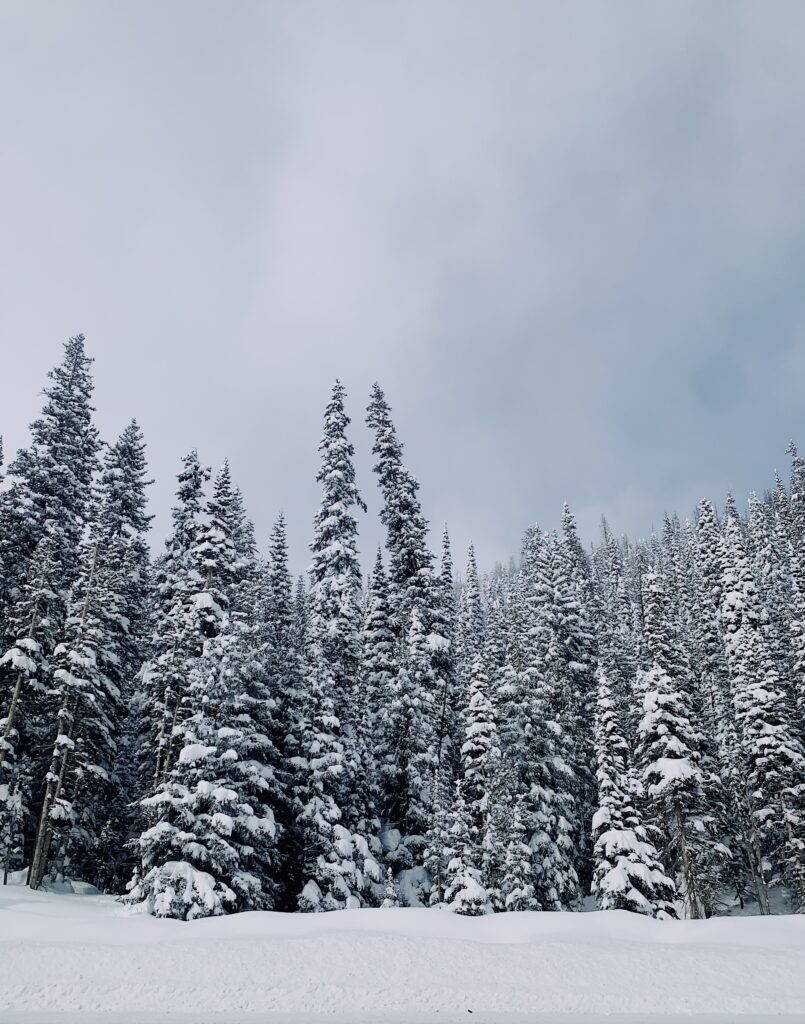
{"left": 0, "top": 335, "right": 803, "bottom": 921}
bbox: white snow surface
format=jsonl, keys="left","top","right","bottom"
{"left": 1, "top": 884, "right": 804, "bottom": 1023}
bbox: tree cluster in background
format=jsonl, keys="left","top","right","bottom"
{"left": 0, "top": 337, "right": 803, "bottom": 919}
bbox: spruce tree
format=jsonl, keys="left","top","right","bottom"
{"left": 500, "top": 796, "right": 539, "bottom": 912}
{"left": 592, "top": 667, "right": 677, "bottom": 918}
{"left": 786, "top": 443, "right": 805, "bottom": 738}
{"left": 720, "top": 501, "right": 805, "bottom": 911}
{"left": 260, "top": 514, "right": 306, "bottom": 906}
{"left": 381, "top": 866, "right": 401, "bottom": 908}
{"left": 132, "top": 626, "right": 281, "bottom": 919}
{"left": 519, "top": 531, "right": 579, "bottom": 909}
{"left": 638, "top": 568, "right": 719, "bottom": 918}
{"left": 144, "top": 451, "right": 210, "bottom": 788}
{"left": 365, "top": 383, "right": 434, "bottom": 643}
{"left": 0, "top": 335, "right": 101, "bottom": 618}
{"left": 297, "top": 382, "right": 379, "bottom": 910}
{"left": 443, "top": 784, "right": 489, "bottom": 915}
{"left": 362, "top": 550, "right": 396, "bottom": 748}
{"left": 377, "top": 606, "right": 438, "bottom": 864}
{"left": 459, "top": 648, "right": 499, "bottom": 841}
{"left": 432, "top": 525, "right": 458, "bottom": 777}
{"left": 28, "top": 532, "right": 126, "bottom": 889}
{"left": 92, "top": 421, "right": 153, "bottom": 890}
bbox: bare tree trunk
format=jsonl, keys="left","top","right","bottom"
{"left": 28, "top": 543, "right": 99, "bottom": 890}
{"left": 743, "top": 790, "right": 771, "bottom": 915}
{"left": 28, "top": 696, "right": 81, "bottom": 890}
{"left": 676, "top": 804, "right": 701, "bottom": 919}
{"left": 780, "top": 793, "right": 805, "bottom": 909}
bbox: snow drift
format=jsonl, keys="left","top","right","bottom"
{"left": 1, "top": 885, "right": 804, "bottom": 1021}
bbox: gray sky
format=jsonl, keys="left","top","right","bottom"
{"left": 2, "top": 1, "right": 805, "bottom": 576}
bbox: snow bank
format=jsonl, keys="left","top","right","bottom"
{"left": 0, "top": 884, "right": 803, "bottom": 1020}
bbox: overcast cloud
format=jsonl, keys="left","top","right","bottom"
{"left": 2, "top": 1, "right": 805, "bottom": 574}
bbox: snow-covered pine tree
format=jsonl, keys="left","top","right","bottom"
{"left": 442, "top": 784, "right": 490, "bottom": 916}
{"left": 132, "top": 624, "right": 281, "bottom": 919}
{"left": 518, "top": 530, "right": 579, "bottom": 910}
{"left": 0, "top": 338, "right": 102, "bottom": 872}
{"left": 143, "top": 451, "right": 210, "bottom": 788}
{"left": 293, "top": 574, "right": 309, "bottom": 655}
{"left": 459, "top": 643, "right": 499, "bottom": 842}
{"left": 0, "top": 533, "right": 61, "bottom": 877}
{"left": 556, "top": 507, "right": 598, "bottom": 891}
{"left": 296, "top": 649, "right": 380, "bottom": 911}
{"left": 365, "top": 383, "right": 434, "bottom": 645}
{"left": 593, "top": 529, "right": 641, "bottom": 744}
{"left": 0, "top": 335, "right": 101, "bottom": 623}
{"left": 297, "top": 382, "right": 379, "bottom": 910}
{"left": 457, "top": 544, "right": 484, "bottom": 676}
{"left": 592, "top": 666, "right": 677, "bottom": 918}
{"left": 637, "top": 569, "right": 717, "bottom": 918}
{"left": 500, "top": 795, "right": 539, "bottom": 912}
{"left": 720, "top": 498, "right": 805, "bottom": 911}
{"left": 229, "top": 485, "right": 259, "bottom": 599}
{"left": 377, "top": 605, "right": 439, "bottom": 868}
{"left": 192, "top": 460, "right": 238, "bottom": 636}
{"left": 432, "top": 526, "right": 459, "bottom": 777}
{"left": 260, "top": 513, "right": 306, "bottom": 907}
{"left": 786, "top": 443, "right": 805, "bottom": 739}
{"left": 264, "top": 515, "right": 304, "bottom": 756}
{"left": 308, "top": 382, "right": 365, "bottom": 729}
{"left": 693, "top": 501, "right": 734, "bottom": 755}
{"left": 423, "top": 768, "right": 453, "bottom": 906}
{"left": 748, "top": 492, "right": 792, "bottom": 691}
{"left": 91, "top": 421, "right": 154, "bottom": 890}
{"left": 362, "top": 549, "right": 396, "bottom": 757}
{"left": 32, "top": 423, "right": 154, "bottom": 889}
{"left": 381, "top": 866, "right": 401, "bottom": 908}
{"left": 28, "top": 530, "right": 126, "bottom": 890}
{"left": 0, "top": 533, "right": 60, "bottom": 769}
{"left": 132, "top": 468, "right": 283, "bottom": 918}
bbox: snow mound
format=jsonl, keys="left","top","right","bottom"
{"left": 0, "top": 885, "right": 803, "bottom": 1020}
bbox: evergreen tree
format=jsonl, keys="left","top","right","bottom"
{"left": 519, "top": 531, "right": 580, "bottom": 909}
{"left": 131, "top": 624, "right": 281, "bottom": 919}
{"left": 786, "top": 443, "right": 805, "bottom": 738}
{"left": 638, "top": 569, "right": 718, "bottom": 918}
{"left": 432, "top": 525, "right": 458, "bottom": 777}
{"left": 500, "top": 796, "right": 539, "bottom": 912}
{"left": 362, "top": 549, "right": 396, "bottom": 745}
{"left": 0, "top": 335, "right": 101, "bottom": 618}
{"left": 423, "top": 769, "right": 452, "bottom": 906}
{"left": 91, "top": 421, "right": 153, "bottom": 890}
{"left": 144, "top": 451, "right": 210, "bottom": 788}
{"left": 297, "top": 382, "right": 379, "bottom": 910}
{"left": 28, "top": 534, "right": 126, "bottom": 889}
{"left": 381, "top": 866, "right": 401, "bottom": 908}
{"left": 720, "top": 501, "right": 805, "bottom": 911}
{"left": 592, "top": 667, "right": 677, "bottom": 918}
{"left": 443, "top": 785, "right": 489, "bottom": 915}
{"left": 458, "top": 544, "right": 484, "bottom": 673}
{"left": 459, "top": 648, "right": 499, "bottom": 841}
{"left": 365, "top": 383, "right": 434, "bottom": 643}
{"left": 377, "top": 606, "right": 438, "bottom": 863}
{"left": 262, "top": 514, "right": 306, "bottom": 906}
{"left": 0, "top": 533, "right": 60, "bottom": 771}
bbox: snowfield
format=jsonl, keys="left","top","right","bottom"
{"left": 1, "top": 885, "right": 804, "bottom": 1022}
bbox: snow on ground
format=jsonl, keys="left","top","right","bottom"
{"left": 1, "top": 883, "right": 804, "bottom": 1023}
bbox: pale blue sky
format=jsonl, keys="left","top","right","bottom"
{"left": 2, "top": 1, "right": 805, "bottom": 573}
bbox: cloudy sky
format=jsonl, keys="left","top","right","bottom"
{"left": 2, "top": 1, "right": 805, "bottom": 574}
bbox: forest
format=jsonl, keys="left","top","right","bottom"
{"left": 0, "top": 335, "right": 803, "bottom": 921}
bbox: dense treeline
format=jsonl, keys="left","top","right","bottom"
{"left": 0, "top": 337, "right": 803, "bottom": 919}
